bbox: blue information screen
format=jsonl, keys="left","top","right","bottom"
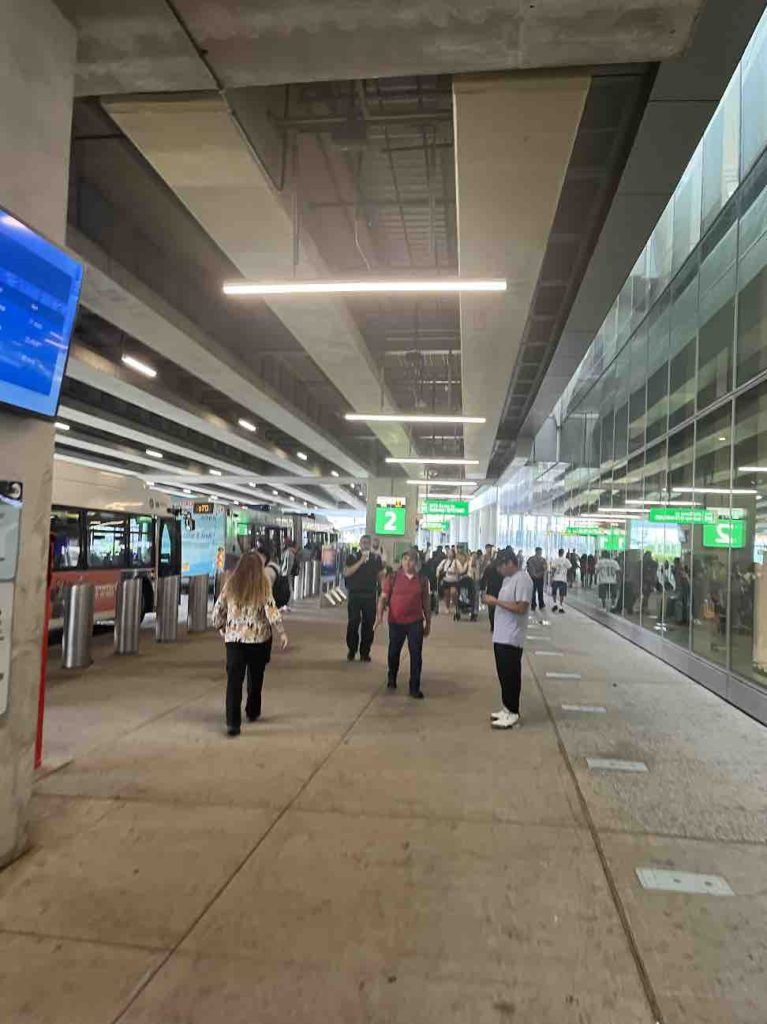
{"left": 0, "top": 209, "right": 83, "bottom": 418}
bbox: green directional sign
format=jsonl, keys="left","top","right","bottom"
{"left": 423, "top": 520, "right": 449, "bottom": 532}
{"left": 564, "top": 526, "right": 603, "bottom": 537}
{"left": 375, "top": 504, "right": 407, "bottom": 536}
{"left": 421, "top": 499, "right": 469, "bottom": 517}
{"left": 649, "top": 506, "right": 747, "bottom": 525}
{"left": 702, "top": 520, "right": 747, "bottom": 549}
{"left": 603, "top": 531, "right": 626, "bottom": 552}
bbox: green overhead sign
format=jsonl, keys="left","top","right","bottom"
{"left": 421, "top": 499, "right": 469, "bottom": 517}
{"left": 375, "top": 496, "right": 408, "bottom": 536}
{"left": 423, "top": 520, "right": 449, "bottom": 532}
{"left": 603, "top": 531, "right": 626, "bottom": 552}
{"left": 564, "top": 526, "right": 603, "bottom": 537}
{"left": 702, "top": 520, "right": 747, "bottom": 549}
{"left": 649, "top": 506, "right": 747, "bottom": 525}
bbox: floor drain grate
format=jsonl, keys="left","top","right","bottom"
{"left": 586, "top": 757, "right": 648, "bottom": 772}
{"left": 636, "top": 868, "right": 733, "bottom": 895}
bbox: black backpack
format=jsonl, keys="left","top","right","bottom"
{"left": 269, "top": 562, "right": 292, "bottom": 609}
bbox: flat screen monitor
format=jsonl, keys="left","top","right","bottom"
{"left": 0, "top": 208, "right": 83, "bottom": 419}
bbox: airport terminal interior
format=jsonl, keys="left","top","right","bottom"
{"left": 1, "top": 1, "right": 767, "bottom": 1021}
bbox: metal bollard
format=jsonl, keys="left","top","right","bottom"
{"left": 187, "top": 574, "right": 209, "bottom": 632}
{"left": 114, "top": 578, "right": 142, "bottom": 655}
{"left": 300, "top": 561, "right": 310, "bottom": 599}
{"left": 62, "top": 583, "right": 94, "bottom": 669}
{"left": 311, "top": 560, "right": 320, "bottom": 596}
{"left": 155, "top": 575, "right": 181, "bottom": 642}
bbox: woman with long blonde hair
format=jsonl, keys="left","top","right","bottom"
{"left": 212, "top": 551, "right": 288, "bottom": 736}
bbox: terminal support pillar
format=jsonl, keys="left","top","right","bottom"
{"left": 0, "top": 0, "right": 76, "bottom": 867}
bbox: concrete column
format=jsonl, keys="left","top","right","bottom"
{"left": 0, "top": 0, "right": 76, "bottom": 867}
{"left": 365, "top": 478, "right": 418, "bottom": 565}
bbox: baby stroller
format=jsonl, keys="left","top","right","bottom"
{"left": 454, "top": 576, "right": 478, "bottom": 621}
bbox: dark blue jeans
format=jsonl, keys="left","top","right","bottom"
{"left": 388, "top": 620, "right": 424, "bottom": 693}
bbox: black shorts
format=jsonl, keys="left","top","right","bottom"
{"left": 552, "top": 581, "right": 567, "bottom": 598}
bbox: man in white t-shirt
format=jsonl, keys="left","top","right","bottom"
{"left": 484, "top": 550, "right": 534, "bottom": 730}
{"left": 550, "top": 547, "right": 571, "bottom": 614}
{"left": 596, "top": 551, "right": 621, "bottom": 610}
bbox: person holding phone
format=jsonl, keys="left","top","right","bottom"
{"left": 343, "top": 534, "right": 384, "bottom": 662}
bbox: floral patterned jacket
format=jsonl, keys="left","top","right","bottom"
{"left": 212, "top": 592, "right": 285, "bottom": 644}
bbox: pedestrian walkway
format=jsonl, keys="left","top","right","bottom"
{"left": 1, "top": 603, "right": 766, "bottom": 1023}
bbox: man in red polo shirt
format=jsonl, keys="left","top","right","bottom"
{"left": 377, "top": 548, "right": 431, "bottom": 699}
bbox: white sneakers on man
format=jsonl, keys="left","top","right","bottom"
{"left": 490, "top": 709, "right": 520, "bottom": 729}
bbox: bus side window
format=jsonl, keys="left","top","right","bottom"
{"left": 50, "top": 510, "right": 83, "bottom": 570}
{"left": 86, "top": 513, "right": 127, "bottom": 569}
{"left": 129, "top": 515, "right": 154, "bottom": 568}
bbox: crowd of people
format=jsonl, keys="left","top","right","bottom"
{"left": 212, "top": 532, "right": 638, "bottom": 737}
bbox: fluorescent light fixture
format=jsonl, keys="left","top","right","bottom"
{"left": 346, "top": 413, "right": 485, "bottom": 424}
{"left": 272, "top": 490, "right": 279, "bottom": 496}
{"left": 739, "top": 466, "right": 767, "bottom": 473}
{"left": 386, "top": 457, "right": 480, "bottom": 466}
{"left": 209, "top": 493, "right": 219, "bottom": 499}
{"left": 597, "top": 507, "right": 646, "bottom": 514}
{"left": 296, "top": 451, "right": 308, "bottom": 461}
{"left": 238, "top": 418, "right": 257, "bottom": 433}
{"left": 54, "top": 421, "right": 70, "bottom": 431}
{"left": 407, "top": 479, "right": 477, "bottom": 487}
{"left": 421, "top": 493, "right": 469, "bottom": 500}
{"left": 209, "top": 469, "right": 222, "bottom": 476}
{"left": 121, "top": 354, "right": 157, "bottom": 378}
{"left": 330, "top": 470, "right": 339, "bottom": 478}
{"left": 145, "top": 448, "right": 163, "bottom": 459}
{"left": 625, "top": 499, "right": 701, "bottom": 507}
{"left": 224, "top": 278, "right": 507, "bottom": 297}
{"left": 146, "top": 481, "right": 155, "bottom": 486}
{"left": 672, "top": 486, "right": 757, "bottom": 495}
{"left": 183, "top": 489, "right": 192, "bottom": 495}
{"left": 248, "top": 482, "right": 257, "bottom": 488}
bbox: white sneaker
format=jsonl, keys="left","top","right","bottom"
{"left": 491, "top": 710, "right": 520, "bottom": 729}
{"left": 490, "top": 708, "right": 507, "bottom": 720}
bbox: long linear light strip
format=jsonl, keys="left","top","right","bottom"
{"left": 625, "top": 499, "right": 702, "bottom": 507}
{"left": 385, "top": 457, "right": 479, "bottom": 466}
{"left": 224, "top": 279, "right": 507, "bottom": 297}
{"left": 407, "top": 479, "right": 477, "bottom": 487}
{"left": 672, "top": 486, "right": 757, "bottom": 495}
{"left": 346, "top": 413, "right": 486, "bottom": 424}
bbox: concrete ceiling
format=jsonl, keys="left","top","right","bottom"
{"left": 58, "top": 0, "right": 703, "bottom": 95}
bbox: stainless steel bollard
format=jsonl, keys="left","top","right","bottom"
{"left": 155, "top": 575, "right": 181, "bottom": 642}
{"left": 300, "top": 561, "right": 310, "bottom": 598}
{"left": 62, "top": 583, "right": 94, "bottom": 669}
{"left": 114, "top": 577, "right": 142, "bottom": 655}
{"left": 311, "top": 560, "right": 320, "bottom": 597}
{"left": 187, "top": 574, "right": 209, "bottom": 632}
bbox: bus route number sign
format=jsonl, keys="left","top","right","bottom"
{"left": 375, "top": 497, "right": 407, "bottom": 536}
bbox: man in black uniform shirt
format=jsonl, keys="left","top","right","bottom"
{"left": 343, "top": 534, "right": 384, "bottom": 661}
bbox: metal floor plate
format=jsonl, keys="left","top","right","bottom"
{"left": 636, "top": 868, "right": 733, "bottom": 895}
{"left": 561, "top": 704, "right": 607, "bottom": 713}
{"left": 586, "top": 757, "right": 648, "bottom": 772}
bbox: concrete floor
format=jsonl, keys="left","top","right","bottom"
{"left": 1, "top": 601, "right": 766, "bottom": 1023}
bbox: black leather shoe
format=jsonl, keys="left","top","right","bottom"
{"left": 246, "top": 714, "right": 260, "bottom": 723}
{"left": 347, "top": 651, "right": 356, "bottom": 661}
{"left": 409, "top": 690, "right": 424, "bottom": 700}
{"left": 361, "top": 654, "right": 372, "bottom": 662}
{"left": 387, "top": 678, "right": 397, "bottom": 689}
{"left": 226, "top": 726, "right": 241, "bottom": 737}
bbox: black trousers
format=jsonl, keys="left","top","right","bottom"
{"left": 531, "top": 577, "right": 545, "bottom": 610}
{"left": 488, "top": 604, "right": 496, "bottom": 633}
{"left": 493, "top": 642, "right": 523, "bottom": 714}
{"left": 347, "top": 593, "right": 376, "bottom": 657}
{"left": 226, "top": 640, "right": 272, "bottom": 728}
{"left": 388, "top": 620, "right": 424, "bottom": 692}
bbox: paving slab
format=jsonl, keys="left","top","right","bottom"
{"left": 602, "top": 832, "right": 767, "bottom": 1024}
{"left": 0, "top": 931, "right": 163, "bottom": 1024}
{"left": 0, "top": 801, "right": 276, "bottom": 948}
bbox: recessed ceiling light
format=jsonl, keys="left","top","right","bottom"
{"left": 296, "top": 451, "right": 308, "bottom": 461}
{"left": 209, "top": 469, "right": 222, "bottom": 476}
{"left": 718, "top": 436, "right": 727, "bottom": 441}
{"left": 346, "top": 413, "right": 485, "bottom": 424}
{"left": 238, "top": 418, "right": 257, "bottom": 432}
{"left": 272, "top": 490, "right": 279, "bottom": 496}
{"left": 248, "top": 481, "right": 257, "bottom": 488}
{"left": 121, "top": 354, "right": 157, "bottom": 378}
{"left": 183, "top": 489, "right": 192, "bottom": 495}
{"left": 146, "top": 481, "right": 155, "bottom": 486}
{"left": 145, "top": 449, "right": 163, "bottom": 459}
{"left": 330, "top": 470, "right": 339, "bottom": 478}
{"left": 224, "top": 278, "right": 507, "bottom": 297}
{"left": 54, "top": 421, "right": 70, "bottom": 431}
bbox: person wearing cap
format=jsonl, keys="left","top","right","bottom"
{"left": 377, "top": 548, "right": 431, "bottom": 699}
